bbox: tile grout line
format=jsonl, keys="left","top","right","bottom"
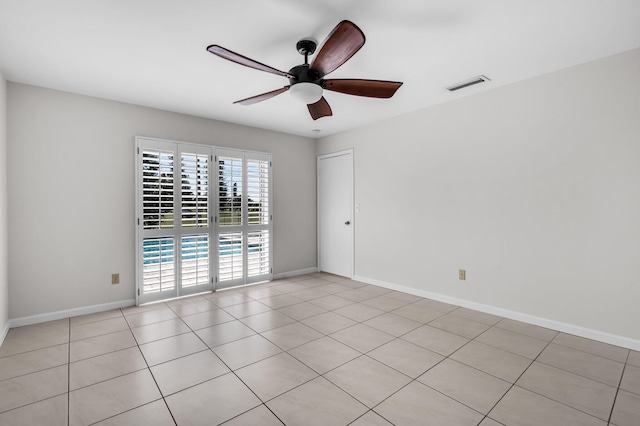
{"left": 77, "top": 318, "right": 161, "bottom": 425}
{"left": 348, "top": 319, "right": 549, "bottom": 425}
{"left": 474, "top": 328, "right": 556, "bottom": 425}
{"left": 125, "top": 308, "right": 179, "bottom": 426}
{"left": 187, "top": 319, "right": 289, "bottom": 425}
{"left": 454, "top": 324, "right": 627, "bottom": 390}
{"left": 212, "top": 286, "right": 493, "bottom": 424}
{"left": 349, "top": 325, "right": 480, "bottom": 421}
{"left": 533, "top": 353, "right": 625, "bottom": 389}
{"left": 363, "top": 326, "right": 495, "bottom": 421}
{"left": 191, "top": 280, "right": 383, "bottom": 422}
{"left": 303, "top": 303, "right": 482, "bottom": 424}
{"left": 481, "top": 333, "right": 618, "bottom": 424}
{"left": 550, "top": 340, "right": 629, "bottom": 365}
{"left": 344, "top": 410, "right": 376, "bottom": 426}
{"left": 607, "top": 350, "right": 630, "bottom": 425}
{"left": 159, "top": 279, "right": 335, "bottom": 422}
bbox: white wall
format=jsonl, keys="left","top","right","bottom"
{"left": 318, "top": 48, "right": 640, "bottom": 344}
{"left": 7, "top": 84, "right": 317, "bottom": 320}
{"left": 0, "top": 71, "right": 8, "bottom": 342}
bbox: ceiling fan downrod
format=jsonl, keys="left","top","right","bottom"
{"left": 296, "top": 39, "right": 317, "bottom": 66}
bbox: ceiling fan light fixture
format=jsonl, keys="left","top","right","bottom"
{"left": 289, "top": 82, "right": 323, "bottom": 104}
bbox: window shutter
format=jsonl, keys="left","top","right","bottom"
{"left": 247, "top": 160, "right": 269, "bottom": 225}
{"left": 142, "top": 149, "right": 174, "bottom": 229}
{"left": 178, "top": 151, "right": 211, "bottom": 289}
{"left": 181, "top": 153, "right": 209, "bottom": 228}
{"left": 218, "top": 157, "right": 243, "bottom": 226}
{"left": 247, "top": 230, "right": 269, "bottom": 277}
{"left": 142, "top": 237, "right": 175, "bottom": 293}
{"left": 218, "top": 232, "right": 243, "bottom": 282}
{"left": 181, "top": 235, "right": 209, "bottom": 287}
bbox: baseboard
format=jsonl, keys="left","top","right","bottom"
{"left": 273, "top": 267, "right": 319, "bottom": 280}
{"left": 353, "top": 275, "right": 640, "bottom": 352}
{"left": 8, "top": 299, "right": 135, "bottom": 329}
{"left": 0, "top": 319, "right": 9, "bottom": 347}
{"left": 5, "top": 267, "right": 320, "bottom": 330}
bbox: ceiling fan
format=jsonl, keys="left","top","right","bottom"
{"left": 206, "top": 20, "right": 403, "bottom": 120}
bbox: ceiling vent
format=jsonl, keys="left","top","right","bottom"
{"left": 446, "top": 75, "right": 490, "bottom": 92}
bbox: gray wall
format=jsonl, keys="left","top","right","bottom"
{"left": 7, "top": 84, "right": 317, "bottom": 319}
{"left": 0, "top": 71, "right": 7, "bottom": 340}
{"left": 318, "top": 48, "right": 640, "bottom": 342}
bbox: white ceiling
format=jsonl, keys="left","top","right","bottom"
{"left": 1, "top": 0, "right": 639, "bottom": 138}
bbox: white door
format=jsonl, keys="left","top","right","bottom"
{"left": 318, "top": 151, "right": 353, "bottom": 277}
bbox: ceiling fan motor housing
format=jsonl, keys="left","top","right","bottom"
{"left": 288, "top": 64, "right": 324, "bottom": 87}
{"left": 290, "top": 38, "right": 323, "bottom": 89}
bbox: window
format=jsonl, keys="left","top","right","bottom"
{"left": 135, "top": 137, "right": 272, "bottom": 304}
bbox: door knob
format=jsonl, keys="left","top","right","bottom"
{"left": 345, "top": 221, "right": 351, "bottom": 225}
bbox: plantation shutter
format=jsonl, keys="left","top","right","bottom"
{"left": 216, "top": 151, "right": 245, "bottom": 288}
{"left": 215, "top": 149, "right": 272, "bottom": 289}
{"left": 245, "top": 156, "right": 271, "bottom": 282}
{"left": 136, "top": 137, "right": 272, "bottom": 304}
{"left": 137, "top": 139, "right": 179, "bottom": 303}
{"left": 178, "top": 145, "right": 213, "bottom": 296}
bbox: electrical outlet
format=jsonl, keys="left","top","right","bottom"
{"left": 459, "top": 269, "right": 466, "bottom": 280}
{"left": 112, "top": 273, "right": 120, "bottom": 285}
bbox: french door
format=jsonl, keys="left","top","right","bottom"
{"left": 135, "top": 137, "right": 272, "bottom": 305}
{"left": 216, "top": 149, "right": 272, "bottom": 289}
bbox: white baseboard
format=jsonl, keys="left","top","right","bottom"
{"left": 353, "top": 275, "right": 640, "bottom": 352}
{"left": 8, "top": 299, "right": 135, "bottom": 329}
{"left": 0, "top": 320, "right": 9, "bottom": 347}
{"left": 4, "top": 267, "right": 320, "bottom": 331}
{"left": 273, "top": 267, "right": 319, "bottom": 280}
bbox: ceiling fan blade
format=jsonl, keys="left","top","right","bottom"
{"left": 311, "top": 21, "right": 365, "bottom": 76}
{"left": 308, "top": 97, "right": 333, "bottom": 120}
{"left": 324, "top": 79, "right": 403, "bottom": 98}
{"left": 207, "top": 45, "right": 295, "bottom": 79}
{"left": 234, "top": 86, "right": 290, "bottom": 105}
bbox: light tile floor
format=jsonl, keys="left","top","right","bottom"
{"left": 1, "top": 272, "right": 639, "bottom": 425}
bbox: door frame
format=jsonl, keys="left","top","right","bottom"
{"left": 317, "top": 149, "right": 354, "bottom": 278}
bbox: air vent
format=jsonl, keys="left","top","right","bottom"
{"left": 446, "top": 75, "right": 490, "bottom": 92}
